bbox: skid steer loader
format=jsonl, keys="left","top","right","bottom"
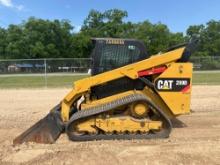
{"left": 13, "top": 38, "right": 196, "bottom": 144}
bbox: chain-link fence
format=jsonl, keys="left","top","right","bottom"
{"left": 0, "top": 58, "right": 92, "bottom": 88}
{"left": 0, "top": 56, "right": 220, "bottom": 88}
{"left": 190, "top": 56, "right": 220, "bottom": 70}
{"left": 0, "top": 58, "right": 92, "bottom": 74}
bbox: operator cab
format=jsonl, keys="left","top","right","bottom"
{"left": 91, "top": 38, "right": 149, "bottom": 75}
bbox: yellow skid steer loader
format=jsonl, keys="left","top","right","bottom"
{"left": 13, "top": 38, "right": 197, "bottom": 144}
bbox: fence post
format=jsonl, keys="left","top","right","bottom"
{"left": 44, "top": 58, "right": 47, "bottom": 88}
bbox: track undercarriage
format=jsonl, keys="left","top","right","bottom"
{"left": 66, "top": 92, "right": 172, "bottom": 141}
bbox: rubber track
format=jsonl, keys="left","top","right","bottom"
{"left": 66, "top": 94, "right": 172, "bottom": 141}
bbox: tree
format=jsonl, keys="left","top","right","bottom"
{"left": 1, "top": 17, "right": 75, "bottom": 59}
{"left": 102, "top": 9, "right": 128, "bottom": 37}
{"left": 79, "top": 9, "right": 185, "bottom": 55}
{"left": 71, "top": 33, "right": 92, "bottom": 58}
{"left": 24, "top": 17, "right": 74, "bottom": 58}
{"left": 81, "top": 9, "right": 128, "bottom": 37}
{"left": 186, "top": 20, "right": 220, "bottom": 56}
{"left": 121, "top": 21, "right": 185, "bottom": 54}
{"left": 0, "top": 9, "right": 219, "bottom": 59}
{"left": 82, "top": 10, "right": 104, "bottom": 30}
{"left": 78, "top": 9, "right": 129, "bottom": 55}
{"left": 5, "top": 24, "right": 28, "bottom": 59}
{"left": 0, "top": 27, "right": 7, "bottom": 59}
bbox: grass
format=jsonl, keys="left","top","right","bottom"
{"left": 0, "top": 75, "right": 88, "bottom": 88}
{"left": 0, "top": 71, "right": 220, "bottom": 88}
{"left": 193, "top": 72, "right": 220, "bottom": 85}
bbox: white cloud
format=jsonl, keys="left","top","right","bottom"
{"left": 0, "top": 0, "right": 13, "bottom": 7}
{"left": 0, "top": 0, "right": 24, "bottom": 11}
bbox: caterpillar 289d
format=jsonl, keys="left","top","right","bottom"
{"left": 14, "top": 38, "right": 196, "bottom": 144}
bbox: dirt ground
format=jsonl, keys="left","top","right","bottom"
{"left": 0, "top": 86, "right": 220, "bottom": 165}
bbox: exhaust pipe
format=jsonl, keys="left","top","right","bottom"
{"left": 13, "top": 104, "right": 64, "bottom": 145}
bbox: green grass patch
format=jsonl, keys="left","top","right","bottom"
{"left": 192, "top": 72, "right": 220, "bottom": 85}
{"left": 0, "top": 72, "right": 219, "bottom": 88}
{"left": 0, "top": 75, "right": 88, "bottom": 88}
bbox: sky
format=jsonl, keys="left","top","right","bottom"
{"left": 0, "top": 0, "right": 220, "bottom": 33}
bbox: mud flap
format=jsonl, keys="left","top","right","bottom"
{"left": 13, "top": 104, "right": 64, "bottom": 145}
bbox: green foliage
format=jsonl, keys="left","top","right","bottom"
{"left": 80, "top": 10, "right": 186, "bottom": 55}
{"left": 0, "top": 9, "right": 220, "bottom": 59}
{"left": 187, "top": 20, "right": 220, "bottom": 57}
{"left": 82, "top": 9, "right": 128, "bottom": 37}
{"left": 0, "top": 17, "right": 74, "bottom": 59}
{"left": 126, "top": 21, "right": 185, "bottom": 54}
{"left": 71, "top": 33, "right": 92, "bottom": 58}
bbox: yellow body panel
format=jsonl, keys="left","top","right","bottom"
{"left": 143, "top": 87, "right": 174, "bottom": 118}
{"left": 155, "top": 63, "right": 192, "bottom": 115}
{"left": 61, "top": 48, "right": 185, "bottom": 121}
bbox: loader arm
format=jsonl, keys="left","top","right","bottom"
{"left": 61, "top": 47, "right": 185, "bottom": 121}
